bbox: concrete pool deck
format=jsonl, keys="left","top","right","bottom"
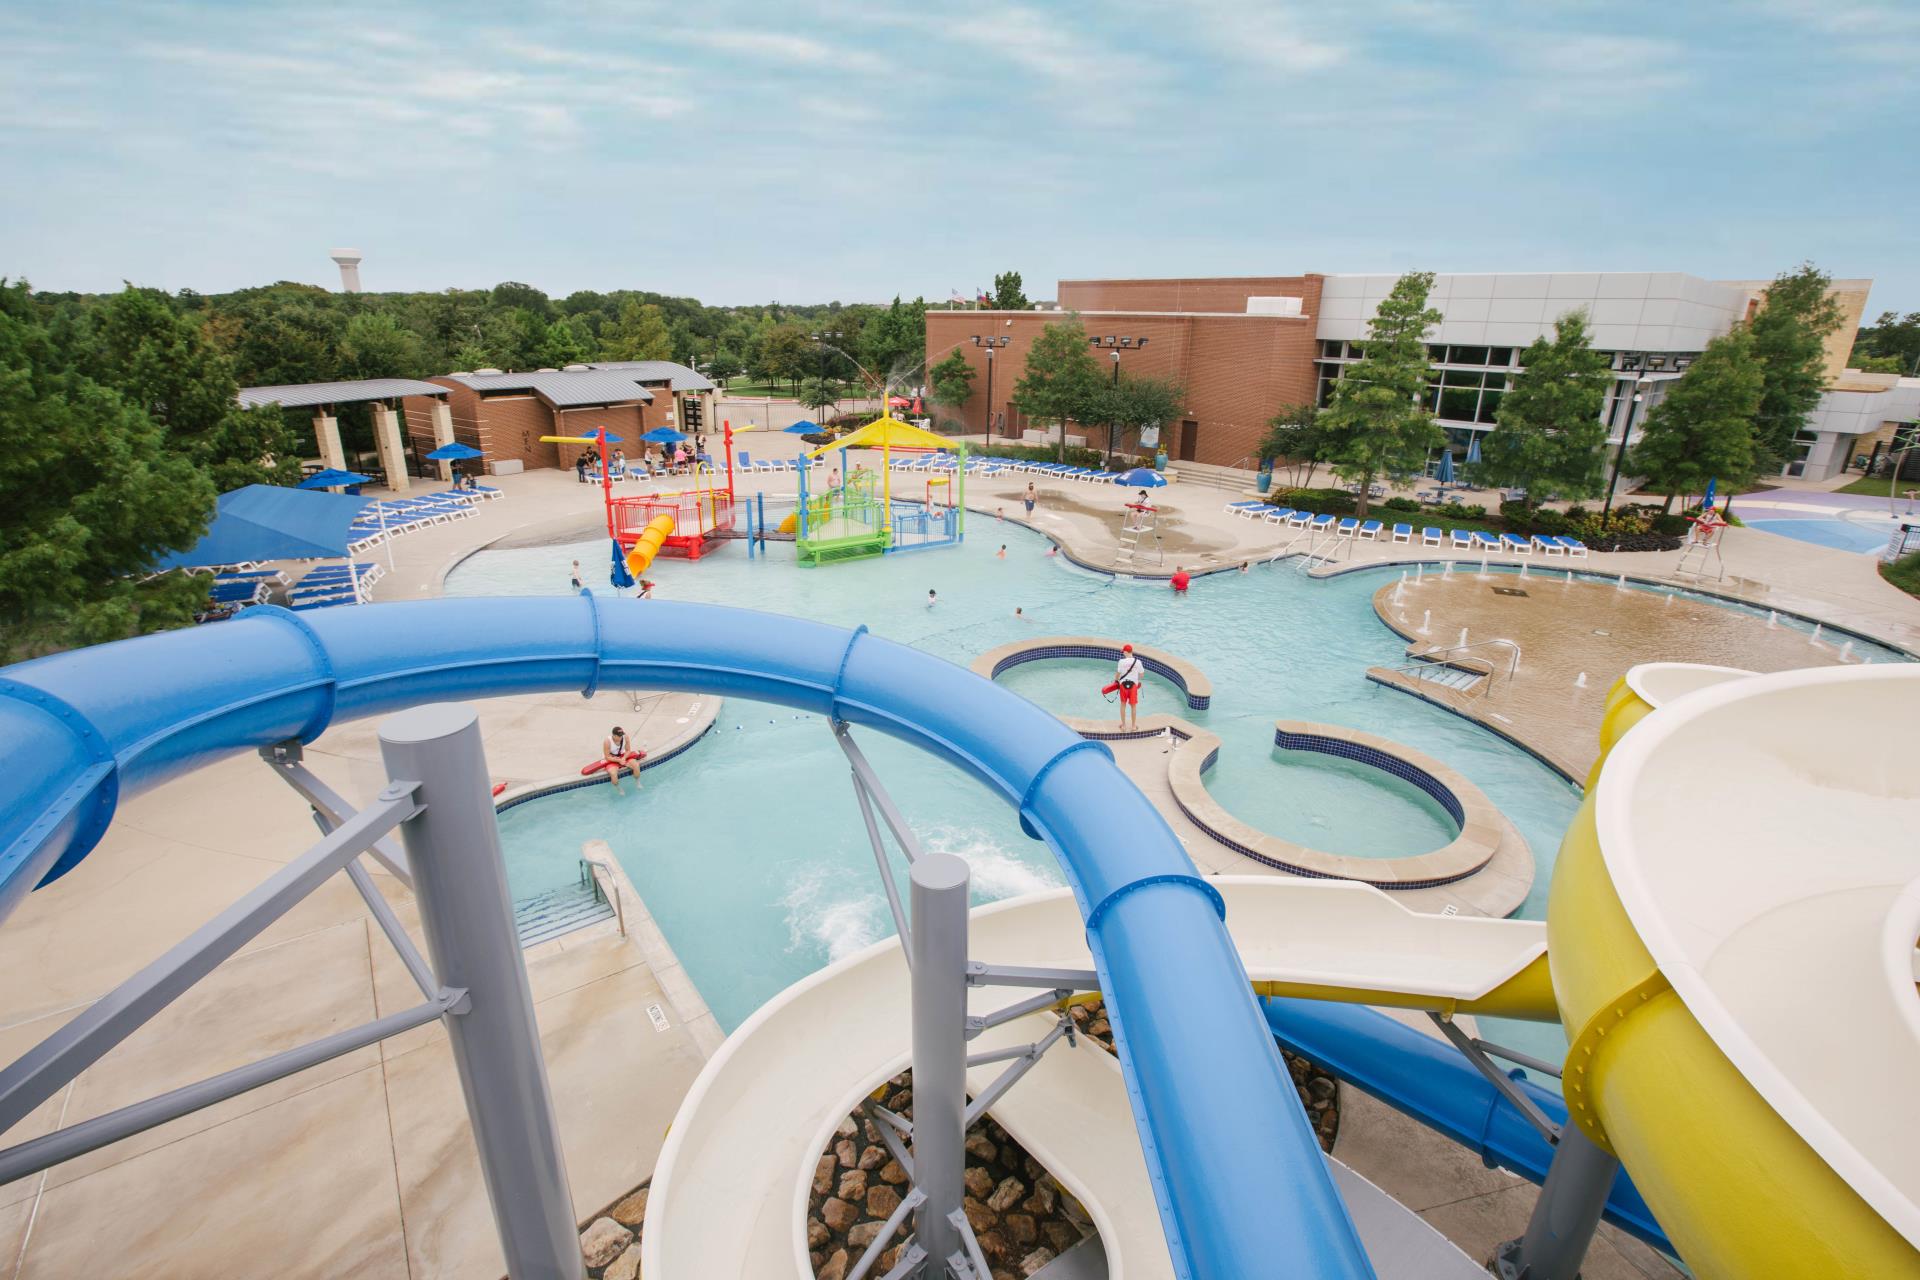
{"left": 5, "top": 460, "right": 1903, "bottom": 1277}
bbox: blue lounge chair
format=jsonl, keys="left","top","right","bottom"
{"left": 1391, "top": 523, "right": 1413, "bottom": 544}
{"left": 1309, "top": 514, "right": 1336, "bottom": 533}
{"left": 1358, "top": 519, "right": 1383, "bottom": 540}
{"left": 1450, "top": 530, "right": 1474, "bottom": 550}
{"left": 1471, "top": 532, "right": 1501, "bottom": 552}
{"left": 1333, "top": 517, "right": 1359, "bottom": 538}
{"left": 1422, "top": 527, "right": 1443, "bottom": 547}
{"left": 1288, "top": 510, "right": 1313, "bottom": 529}
{"left": 1500, "top": 534, "right": 1532, "bottom": 555}
{"left": 1558, "top": 536, "right": 1590, "bottom": 559}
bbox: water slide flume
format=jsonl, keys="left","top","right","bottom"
{"left": 0, "top": 598, "right": 1369, "bottom": 1280}
{"left": 644, "top": 878, "right": 1539, "bottom": 1277}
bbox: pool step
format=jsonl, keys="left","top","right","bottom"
{"left": 514, "top": 880, "right": 615, "bottom": 947}
{"left": 1410, "top": 661, "right": 1485, "bottom": 692}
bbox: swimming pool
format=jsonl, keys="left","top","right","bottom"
{"left": 1744, "top": 517, "right": 1894, "bottom": 556}
{"left": 452, "top": 525, "right": 1590, "bottom": 1032}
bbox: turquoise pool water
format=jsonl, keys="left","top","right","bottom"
{"left": 450, "top": 526, "right": 1586, "bottom": 1034}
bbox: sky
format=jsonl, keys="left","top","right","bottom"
{"left": 3, "top": 1, "right": 1916, "bottom": 315}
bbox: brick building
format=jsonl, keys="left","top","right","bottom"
{"left": 399, "top": 361, "right": 717, "bottom": 473}
{"left": 925, "top": 271, "right": 1904, "bottom": 479}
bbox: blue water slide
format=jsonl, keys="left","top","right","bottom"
{"left": 0, "top": 598, "right": 1375, "bottom": 1280}
{"left": 1264, "top": 996, "right": 1670, "bottom": 1254}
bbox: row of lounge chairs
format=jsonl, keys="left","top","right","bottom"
{"left": 348, "top": 487, "right": 498, "bottom": 551}
{"left": 986, "top": 459, "right": 1137, "bottom": 483}
{"left": 288, "top": 562, "right": 384, "bottom": 611}
{"left": 1224, "top": 501, "right": 1589, "bottom": 557}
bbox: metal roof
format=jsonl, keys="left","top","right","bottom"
{"left": 236, "top": 378, "right": 451, "bottom": 409}
{"left": 586, "top": 361, "right": 717, "bottom": 392}
{"left": 444, "top": 370, "right": 656, "bottom": 408}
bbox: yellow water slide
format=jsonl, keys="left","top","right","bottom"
{"left": 1552, "top": 662, "right": 1920, "bottom": 1277}
{"left": 624, "top": 514, "right": 675, "bottom": 575}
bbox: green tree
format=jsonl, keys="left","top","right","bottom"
{"left": 859, "top": 296, "right": 929, "bottom": 383}
{"left": 1257, "top": 403, "right": 1326, "bottom": 487}
{"left": 536, "top": 317, "right": 592, "bottom": 367}
{"left": 1629, "top": 326, "right": 1765, "bottom": 511}
{"left": 1748, "top": 263, "right": 1843, "bottom": 471}
{"left": 927, "top": 348, "right": 975, "bottom": 415}
{"left": 1091, "top": 374, "right": 1185, "bottom": 465}
{"left": 338, "top": 311, "right": 425, "bottom": 380}
{"left": 1847, "top": 351, "right": 1907, "bottom": 374}
{"left": 1475, "top": 309, "right": 1613, "bottom": 505}
{"left": 600, "top": 300, "right": 674, "bottom": 363}
{"left": 1855, "top": 310, "right": 1920, "bottom": 373}
{"left": 797, "top": 376, "right": 842, "bottom": 418}
{"left": 489, "top": 281, "right": 552, "bottom": 318}
{"left": 1317, "top": 272, "right": 1443, "bottom": 516}
{"left": 88, "top": 285, "right": 301, "bottom": 488}
{"left": 1009, "top": 314, "right": 1103, "bottom": 461}
{"left": 992, "top": 271, "right": 1029, "bottom": 310}
{"left": 0, "top": 281, "right": 219, "bottom": 659}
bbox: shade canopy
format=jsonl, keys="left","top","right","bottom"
{"left": 783, "top": 419, "right": 820, "bottom": 434}
{"left": 298, "top": 468, "right": 373, "bottom": 490}
{"left": 425, "top": 441, "right": 483, "bottom": 461}
{"left": 1436, "top": 450, "right": 1456, "bottom": 484}
{"left": 1117, "top": 467, "right": 1167, "bottom": 488}
{"left": 1465, "top": 435, "right": 1482, "bottom": 466}
{"left": 809, "top": 416, "right": 951, "bottom": 457}
{"left": 640, "top": 427, "right": 687, "bottom": 444}
{"left": 152, "top": 485, "right": 372, "bottom": 570}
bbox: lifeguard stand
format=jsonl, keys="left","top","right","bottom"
{"left": 1116, "top": 498, "right": 1163, "bottom": 567}
{"left": 1673, "top": 507, "right": 1727, "bottom": 581}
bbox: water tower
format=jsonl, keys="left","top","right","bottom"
{"left": 330, "top": 249, "right": 364, "bottom": 293}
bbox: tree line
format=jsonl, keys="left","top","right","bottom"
{"left": 1253, "top": 264, "right": 1847, "bottom": 518}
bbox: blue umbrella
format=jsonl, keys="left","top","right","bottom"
{"left": 576, "top": 428, "right": 623, "bottom": 445}
{"left": 609, "top": 538, "right": 634, "bottom": 590}
{"left": 1116, "top": 467, "right": 1167, "bottom": 488}
{"left": 298, "top": 468, "right": 373, "bottom": 490}
{"left": 640, "top": 427, "right": 687, "bottom": 444}
{"left": 1436, "top": 450, "right": 1455, "bottom": 484}
{"left": 1702, "top": 477, "right": 1717, "bottom": 511}
{"left": 783, "top": 420, "right": 820, "bottom": 434}
{"left": 1465, "top": 434, "right": 1482, "bottom": 466}
{"left": 425, "top": 441, "right": 483, "bottom": 461}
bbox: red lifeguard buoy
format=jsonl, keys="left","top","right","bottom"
{"left": 491, "top": 782, "right": 508, "bottom": 797}
{"left": 581, "top": 751, "right": 645, "bottom": 777}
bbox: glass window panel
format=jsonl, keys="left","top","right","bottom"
{"left": 1428, "top": 344, "right": 1447, "bottom": 361}
{"left": 1443, "top": 368, "right": 1481, "bottom": 387}
{"left": 1488, "top": 347, "right": 1514, "bottom": 366}
{"left": 1320, "top": 340, "right": 1342, "bottom": 358}
{"left": 1425, "top": 385, "right": 1443, "bottom": 412}
{"left": 1438, "top": 386, "right": 1479, "bottom": 421}
{"left": 1346, "top": 342, "right": 1365, "bottom": 359}
{"left": 1449, "top": 345, "right": 1490, "bottom": 366}
{"left": 1477, "top": 391, "right": 1503, "bottom": 424}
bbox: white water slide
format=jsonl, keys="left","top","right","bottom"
{"left": 644, "top": 878, "right": 1546, "bottom": 1278}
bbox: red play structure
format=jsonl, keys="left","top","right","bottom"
{"left": 604, "top": 422, "right": 739, "bottom": 561}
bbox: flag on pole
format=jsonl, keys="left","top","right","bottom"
{"left": 609, "top": 537, "right": 634, "bottom": 589}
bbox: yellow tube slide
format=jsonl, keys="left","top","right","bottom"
{"left": 625, "top": 514, "right": 675, "bottom": 575}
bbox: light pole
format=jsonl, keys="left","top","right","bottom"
{"left": 971, "top": 335, "right": 1010, "bottom": 439}
{"left": 1602, "top": 375, "right": 1655, "bottom": 518}
{"left": 1107, "top": 349, "right": 1122, "bottom": 469}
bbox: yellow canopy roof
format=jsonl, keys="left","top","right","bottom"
{"left": 807, "top": 415, "right": 952, "bottom": 457}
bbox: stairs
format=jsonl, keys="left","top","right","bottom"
{"left": 513, "top": 878, "right": 615, "bottom": 947}
{"left": 1165, "top": 461, "right": 1260, "bottom": 494}
{"left": 1407, "top": 660, "right": 1485, "bottom": 693}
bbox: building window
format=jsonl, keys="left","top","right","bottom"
{"left": 1320, "top": 340, "right": 1343, "bottom": 358}
{"left": 1448, "top": 345, "right": 1491, "bottom": 366}
{"left": 1488, "top": 347, "right": 1514, "bottom": 366}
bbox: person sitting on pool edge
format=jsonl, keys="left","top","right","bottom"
{"left": 601, "top": 726, "right": 644, "bottom": 794}
{"left": 1113, "top": 643, "right": 1145, "bottom": 731}
{"left": 1170, "top": 565, "right": 1191, "bottom": 594}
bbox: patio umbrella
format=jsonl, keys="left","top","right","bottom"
{"left": 783, "top": 420, "right": 820, "bottom": 434}
{"left": 425, "top": 442, "right": 483, "bottom": 461}
{"left": 1436, "top": 450, "right": 1455, "bottom": 485}
{"left": 640, "top": 427, "right": 687, "bottom": 444}
{"left": 153, "top": 485, "right": 372, "bottom": 570}
{"left": 298, "top": 468, "right": 373, "bottom": 490}
{"left": 1702, "top": 477, "right": 1717, "bottom": 511}
{"left": 1465, "top": 435, "right": 1482, "bottom": 466}
{"left": 1116, "top": 467, "right": 1168, "bottom": 488}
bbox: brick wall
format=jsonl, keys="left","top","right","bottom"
{"left": 551, "top": 404, "right": 646, "bottom": 470}
{"left": 925, "top": 306, "right": 1318, "bottom": 466}
{"left": 1057, "top": 275, "right": 1323, "bottom": 315}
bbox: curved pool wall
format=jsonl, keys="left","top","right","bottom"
{"left": 0, "top": 598, "right": 1374, "bottom": 1280}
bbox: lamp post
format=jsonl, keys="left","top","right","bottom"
{"left": 1106, "top": 349, "right": 1122, "bottom": 470}
{"left": 971, "top": 334, "right": 1010, "bottom": 439}
{"left": 1602, "top": 375, "right": 1655, "bottom": 518}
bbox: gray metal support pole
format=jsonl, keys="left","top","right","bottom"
{"left": 379, "top": 704, "right": 584, "bottom": 1280}
{"left": 909, "top": 853, "right": 971, "bottom": 1272}
{"left": 1494, "top": 1127, "right": 1621, "bottom": 1280}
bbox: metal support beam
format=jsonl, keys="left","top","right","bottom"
{"left": 0, "top": 786, "right": 421, "bottom": 1134}
{"left": 966, "top": 988, "right": 1072, "bottom": 1039}
{"left": 964, "top": 1017, "right": 1072, "bottom": 1128}
{"left": 1493, "top": 1126, "right": 1623, "bottom": 1280}
{"left": 845, "top": 1187, "right": 925, "bottom": 1280}
{"left": 835, "top": 723, "right": 929, "bottom": 864}
{"left": 908, "top": 853, "right": 971, "bottom": 1271}
{"left": 1472, "top": 1037, "right": 1563, "bottom": 1079}
{"left": 0, "top": 992, "right": 458, "bottom": 1185}
{"left": 1429, "top": 1013, "right": 1560, "bottom": 1142}
{"left": 265, "top": 743, "right": 412, "bottom": 886}
{"left": 950, "top": 1209, "right": 993, "bottom": 1279}
{"left": 862, "top": 1100, "right": 914, "bottom": 1180}
{"left": 966, "top": 962, "right": 1099, "bottom": 991}
{"left": 378, "top": 703, "right": 583, "bottom": 1280}
{"left": 851, "top": 767, "right": 912, "bottom": 961}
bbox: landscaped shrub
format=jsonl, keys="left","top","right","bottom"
{"left": 1436, "top": 501, "right": 1486, "bottom": 520}
{"left": 1650, "top": 513, "right": 1690, "bottom": 537}
{"left": 1380, "top": 497, "right": 1421, "bottom": 513}
{"left": 1269, "top": 487, "right": 1357, "bottom": 516}
{"left": 1582, "top": 533, "right": 1684, "bottom": 553}
{"left": 973, "top": 443, "right": 1109, "bottom": 469}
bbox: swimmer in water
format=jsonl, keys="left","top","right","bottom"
{"left": 996, "top": 544, "right": 1006, "bottom": 559}
{"left": 927, "top": 588, "right": 937, "bottom": 608}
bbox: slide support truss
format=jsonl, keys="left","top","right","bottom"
{"left": 1492, "top": 1127, "right": 1622, "bottom": 1280}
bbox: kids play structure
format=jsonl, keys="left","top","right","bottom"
{"left": 791, "top": 414, "right": 967, "bottom": 566}
{"left": 0, "top": 597, "right": 1914, "bottom": 1279}
{"left": 540, "top": 424, "right": 737, "bottom": 580}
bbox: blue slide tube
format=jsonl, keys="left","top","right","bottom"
{"left": 1263, "top": 995, "right": 1670, "bottom": 1254}
{"left": 0, "top": 598, "right": 1375, "bottom": 1280}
